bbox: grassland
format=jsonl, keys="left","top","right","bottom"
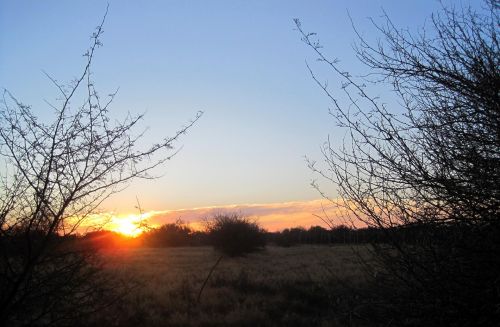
{"left": 91, "top": 245, "right": 377, "bottom": 327}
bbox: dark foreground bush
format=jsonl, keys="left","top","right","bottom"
{"left": 205, "top": 214, "right": 266, "bottom": 256}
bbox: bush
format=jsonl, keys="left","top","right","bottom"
{"left": 141, "top": 221, "right": 193, "bottom": 247}
{"left": 205, "top": 214, "right": 266, "bottom": 256}
{"left": 296, "top": 1, "right": 500, "bottom": 324}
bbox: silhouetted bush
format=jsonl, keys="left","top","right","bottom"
{"left": 140, "top": 221, "right": 193, "bottom": 247}
{"left": 205, "top": 214, "right": 266, "bottom": 256}
{"left": 0, "top": 8, "right": 201, "bottom": 325}
{"left": 296, "top": 1, "right": 500, "bottom": 324}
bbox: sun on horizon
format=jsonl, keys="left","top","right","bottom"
{"left": 108, "top": 215, "right": 147, "bottom": 237}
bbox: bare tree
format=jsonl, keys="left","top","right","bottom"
{"left": 0, "top": 10, "right": 201, "bottom": 325}
{"left": 296, "top": 0, "right": 499, "bottom": 324}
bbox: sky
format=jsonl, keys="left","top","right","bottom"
{"left": 0, "top": 0, "right": 478, "bottom": 231}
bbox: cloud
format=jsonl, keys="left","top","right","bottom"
{"left": 143, "top": 199, "right": 364, "bottom": 231}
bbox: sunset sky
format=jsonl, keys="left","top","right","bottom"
{"left": 0, "top": 0, "right": 475, "bottom": 232}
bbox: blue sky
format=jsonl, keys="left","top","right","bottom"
{"left": 0, "top": 0, "right": 475, "bottom": 220}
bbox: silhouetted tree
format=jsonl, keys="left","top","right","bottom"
{"left": 205, "top": 214, "right": 266, "bottom": 257}
{"left": 296, "top": 0, "right": 499, "bottom": 324}
{"left": 0, "top": 9, "right": 201, "bottom": 326}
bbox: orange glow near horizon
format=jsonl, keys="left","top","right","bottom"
{"left": 107, "top": 214, "right": 149, "bottom": 237}
{"left": 77, "top": 199, "right": 365, "bottom": 236}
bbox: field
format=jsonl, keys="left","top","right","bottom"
{"left": 94, "top": 245, "right": 376, "bottom": 327}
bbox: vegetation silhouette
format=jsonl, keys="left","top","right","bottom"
{"left": 205, "top": 213, "right": 267, "bottom": 257}
{"left": 296, "top": 0, "right": 499, "bottom": 324}
{"left": 0, "top": 7, "right": 201, "bottom": 326}
{"left": 140, "top": 219, "right": 195, "bottom": 247}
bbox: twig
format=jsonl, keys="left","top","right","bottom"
{"left": 197, "top": 255, "right": 223, "bottom": 303}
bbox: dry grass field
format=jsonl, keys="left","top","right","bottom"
{"left": 91, "top": 245, "right": 376, "bottom": 326}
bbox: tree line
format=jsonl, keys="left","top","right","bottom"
{"left": 69, "top": 218, "right": 464, "bottom": 249}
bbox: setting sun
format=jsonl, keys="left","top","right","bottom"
{"left": 110, "top": 215, "right": 145, "bottom": 237}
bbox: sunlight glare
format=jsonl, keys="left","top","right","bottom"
{"left": 112, "top": 215, "right": 144, "bottom": 237}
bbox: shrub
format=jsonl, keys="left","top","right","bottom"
{"left": 205, "top": 214, "right": 266, "bottom": 256}
{"left": 296, "top": 1, "right": 500, "bottom": 324}
{"left": 141, "top": 221, "right": 193, "bottom": 247}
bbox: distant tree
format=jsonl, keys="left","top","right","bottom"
{"left": 273, "top": 228, "right": 296, "bottom": 247}
{"left": 205, "top": 213, "right": 266, "bottom": 257}
{"left": 0, "top": 10, "right": 201, "bottom": 325}
{"left": 308, "top": 226, "right": 329, "bottom": 244}
{"left": 296, "top": 0, "right": 499, "bottom": 324}
{"left": 141, "top": 220, "right": 193, "bottom": 247}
